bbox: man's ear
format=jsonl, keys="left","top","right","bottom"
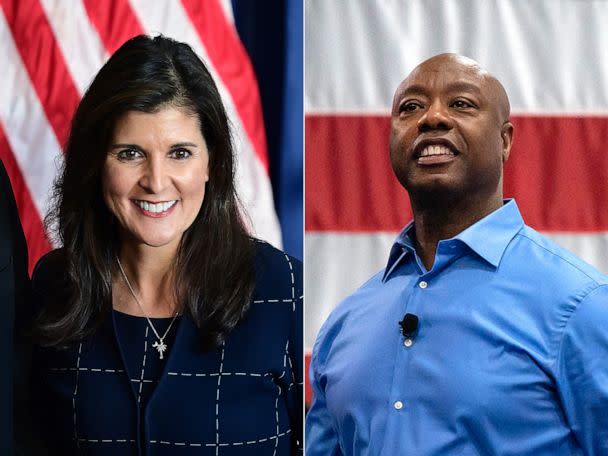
{"left": 501, "top": 121, "right": 514, "bottom": 163}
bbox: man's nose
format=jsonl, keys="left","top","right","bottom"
{"left": 139, "top": 156, "right": 168, "bottom": 193}
{"left": 417, "top": 100, "right": 454, "bottom": 132}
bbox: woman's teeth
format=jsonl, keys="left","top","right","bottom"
{"left": 135, "top": 200, "right": 177, "bottom": 213}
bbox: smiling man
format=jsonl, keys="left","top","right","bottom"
{"left": 306, "top": 54, "right": 608, "bottom": 455}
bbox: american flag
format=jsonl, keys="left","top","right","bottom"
{"left": 305, "top": 0, "right": 608, "bottom": 401}
{"left": 0, "top": 0, "right": 282, "bottom": 273}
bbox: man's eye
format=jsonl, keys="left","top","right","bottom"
{"left": 399, "top": 102, "right": 421, "bottom": 113}
{"left": 451, "top": 100, "right": 474, "bottom": 109}
{"left": 117, "top": 149, "right": 142, "bottom": 160}
{"left": 170, "top": 148, "right": 192, "bottom": 160}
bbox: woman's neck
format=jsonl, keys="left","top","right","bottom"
{"left": 113, "top": 243, "right": 180, "bottom": 317}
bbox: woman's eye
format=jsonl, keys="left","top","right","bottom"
{"left": 117, "top": 149, "right": 142, "bottom": 160}
{"left": 170, "top": 148, "right": 192, "bottom": 160}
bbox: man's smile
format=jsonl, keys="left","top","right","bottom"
{"left": 412, "top": 138, "right": 460, "bottom": 166}
{"left": 418, "top": 145, "right": 458, "bottom": 165}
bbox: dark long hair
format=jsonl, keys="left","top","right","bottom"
{"left": 36, "top": 35, "right": 255, "bottom": 350}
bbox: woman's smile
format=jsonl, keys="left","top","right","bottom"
{"left": 132, "top": 199, "right": 179, "bottom": 217}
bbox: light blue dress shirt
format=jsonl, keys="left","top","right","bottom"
{"left": 306, "top": 200, "right": 608, "bottom": 455}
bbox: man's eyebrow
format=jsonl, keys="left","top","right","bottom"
{"left": 397, "top": 85, "right": 428, "bottom": 98}
{"left": 444, "top": 81, "right": 482, "bottom": 95}
{"left": 397, "top": 81, "right": 483, "bottom": 99}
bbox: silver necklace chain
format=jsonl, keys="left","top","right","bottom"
{"left": 116, "top": 257, "right": 180, "bottom": 359}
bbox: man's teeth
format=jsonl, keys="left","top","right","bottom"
{"left": 136, "top": 200, "right": 177, "bottom": 213}
{"left": 420, "top": 145, "right": 454, "bottom": 157}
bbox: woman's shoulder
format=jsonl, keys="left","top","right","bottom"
{"left": 252, "top": 239, "right": 302, "bottom": 300}
{"left": 253, "top": 239, "right": 302, "bottom": 276}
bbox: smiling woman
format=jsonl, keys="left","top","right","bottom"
{"left": 27, "top": 35, "right": 302, "bottom": 455}
{"left": 103, "top": 108, "right": 209, "bottom": 251}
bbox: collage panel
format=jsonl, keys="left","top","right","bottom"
{"left": 2, "top": 0, "right": 608, "bottom": 454}
{"left": 1, "top": 1, "right": 302, "bottom": 455}
{"left": 305, "top": 1, "right": 608, "bottom": 455}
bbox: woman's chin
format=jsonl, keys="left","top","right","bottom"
{"left": 123, "top": 230, "right": 183, "bottom": 250}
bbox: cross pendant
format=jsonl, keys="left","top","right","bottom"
{"left": 152, "top": 339, "right": 167, "bottom": 359}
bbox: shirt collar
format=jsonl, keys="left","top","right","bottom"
{"left": 383, "top": 199, "right": 524, "bottom": 282}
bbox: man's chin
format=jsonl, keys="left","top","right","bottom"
{"left": 402, "top": 170, "right": 459, "bottom": 189}
{"left": 403, "top": 179, "right": 463, "bottom": 206}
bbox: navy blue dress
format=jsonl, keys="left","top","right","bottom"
{"left": 112, "top": 311, "right": 180, "bottom": 410}
{"left": 31, "top": 241, "right": 302, "bottom": 455}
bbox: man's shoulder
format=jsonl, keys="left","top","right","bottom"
{"left": 512, "top": 225, "right": 608, "bottom": 287}
{"left": 330, "top": 267, "right": 386, "bottom": 313}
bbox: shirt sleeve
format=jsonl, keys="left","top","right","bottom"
{"left": 555, "top": 284, "right": 608, "bottom": 455}
{"left": 305, "top": 336, "right": 343, "bottom": 456}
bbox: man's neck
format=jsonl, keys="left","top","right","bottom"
{"left": 410, "top": 194, "right": 503, "bottom": 271}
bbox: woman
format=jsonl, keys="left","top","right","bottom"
{"left": 30, "top": 35, "right": 302, "bottom": 455}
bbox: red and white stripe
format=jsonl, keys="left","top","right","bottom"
{"left": 305, "top": 0, "right": 608, "bottom": 369}
{"left": 0, "top": 0, "right": 281, "bottom": 273}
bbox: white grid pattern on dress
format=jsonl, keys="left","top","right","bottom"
{"left": 77, "top": 438, "right": 136, "bottom": 444}
{"left": 72, "top": 342, "right": 82, "bottom": 448}
{"left": 167, "top": 371, "right": 270, "bottom": 377}
{"left": 287, "top": 344, "right": 296, "bottom": 383}
{"left": 273, "top": 391, "right": 281, "bottom": 456}
{"left": 137, "top": 326, "right": 149, "bottom": 404}
{"left": 215, "top": 342, "right": 226, "bottom": 456}
{"left": 252, "top": 298, "right": 299, "bottom": 304}
{"left": 51, "top": 318, "right": 167, "bottom": 447}
{"left": 280, "top": 339, "right": 289, "bottom": 381}
{"left": 50, "top": 367, "right": 125, "bottom": 373}
{"left": 48, "top": 287, "right": 299, "bottom": 450}
{"left": 148, "top": 429, "right": 292, "bottom": 447}
{"left": 284, "top": 254, "right": 296, "bottom": 312}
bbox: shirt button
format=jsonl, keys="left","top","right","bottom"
{"left": 394, "top": 400, "right": 404, "bottom": 410}
{"left": 419, "top": 281, "right": 428, "bottom": 289}
{"left": 404, "top": 338, "right": 413, "bottom": 347}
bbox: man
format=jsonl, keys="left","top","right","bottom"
{"left": 0, "top": 159, "right": 30, "bottom": 455}
{"left": 306, "top": 54, "right": 608, "bottom": 455}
